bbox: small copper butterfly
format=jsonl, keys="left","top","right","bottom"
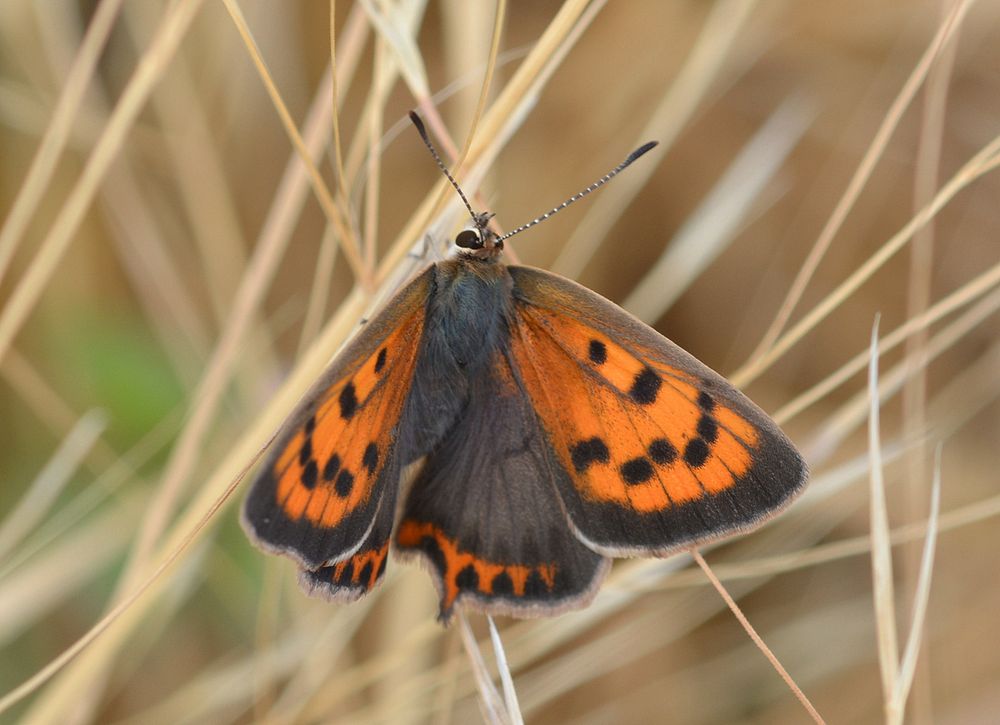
{"left": 241, "top": 112, "right": 808, "bottom": 622}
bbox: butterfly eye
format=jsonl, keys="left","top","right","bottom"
{"left": 455, "top": 227, "right": 483, "bottom": 249}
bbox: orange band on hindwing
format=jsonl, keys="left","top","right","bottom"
{"left": 396, "top": 520, "right": 561, "bottom": 612}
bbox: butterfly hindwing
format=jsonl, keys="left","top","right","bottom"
{"left": 241, "top": 267, "right": 432, "bottom": 571}
{"left": 508, "top": 266, "right": 807, "bottom": 557}
{"left": 394, "top": 347, "right": 609, "bottom": 621}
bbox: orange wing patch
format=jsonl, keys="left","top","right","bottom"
{"left": 273, "top": 315, "right": 424, "bottom": 529}
{"left": 511, "top": 307, "right": 759, "bottom": 511}
{"left": 396, "top": 521, "right": 559, "bottom": 612}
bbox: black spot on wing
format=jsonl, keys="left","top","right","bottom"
{"left": 621, "top": 457, "right": 654, "bottom": 484}
{"left": 684, "top": 438, "right": 710, "bottom": 468}
{"left": 491, "top": 571, "right": 514, "bottom": 596}
{"left": 525, "top": 571, "right": 549, "bottom": 597}
{"left": 298, "top": 438, "right": 313, "bottom": 466}
{"left": 335, "top": 468, "right": 355, "bottom": 497}
{"left": 301, "top": 459, "right": 318, "bottom": 489}
{"left": 339, "top": 382, "right": 358, "bottom": 420}
{"left": 336, "top": 561, "right": 354, "bottom": 585}
{"left": 697, "top": 415, "right": 718, "bottom": 444}
{"left": 456, "top": 565, "right": 479, "bottom": 591}
{"left": 374, "top": 347, "right": 387, "bottom": 374}
{"left": 570, "top": 437, "right": 610, "bottom": 473}
{"left": 649, "top": 438, "right": 677, "bottom": 465}
{"left": 698, "top": 391, "right": 716, "bottom": 412}
{"left": 323, "top": 453, "right": 341, "bottom": 481}
{"left": 358, "top": 560, "right": 374, "bottom": 586}
{"left": 588, "top": 339, "right": 607, "bottom": 365}
{"left": 629, "top": 367, "right": 661, "bottom": 404}
{"left": 362, "top": 442, "right": 379, "bottom": 475}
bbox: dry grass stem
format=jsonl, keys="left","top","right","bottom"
{"left": 0, "top": 0, "right": 125, "bottom": 284}
{"left": 748, "top": 0, "right": 973, "bottom": 360}
{"left": 867, "top": 316, "right": 901, "bottom": 708}
{"left": 692, "top": 550, "right": 825, "bottom": 724}
{"left": 888, "top": 446, "right": 942, "bottom": 725}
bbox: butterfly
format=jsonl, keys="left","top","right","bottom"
{"left": 241, "top": 112, "right": 808, "bottom": 622}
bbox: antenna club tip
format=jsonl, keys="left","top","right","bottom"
{"left": 628, "top": 141, "right": 659, "bottom": 163}
{"left": 408, "top": 110, "right": 428, "bottom": 137}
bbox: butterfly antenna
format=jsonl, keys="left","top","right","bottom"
{"left": 409, "top": 111, "right": 477, "bottom": 221}
{"left": 498, "top": 140, "right": 659, "bottom": 242}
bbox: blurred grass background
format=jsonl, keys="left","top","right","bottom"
{"left": 1, "top": 0, "right": 999, "bottom": 722}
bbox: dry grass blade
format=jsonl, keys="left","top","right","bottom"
{"left": 412, "top": 0, "right": 505, "bottom": 234}
{"left": 901, "top": 4, "right": 958, "bottom": 717}
{"left": 459, "top": 613, "right": 508, "bottom": 725}
{"left": 121, "top": 6, "right": 253, "bottom": 331}
{"left": 692, "top": 551, "right": 825, "bottom": 724}
{"left": 0, "top": 409, "right": 106, "bottom": 562}
{"left": 0, "top": 407, "right": 178, "bottom": 583}
{"left": 748, "top": 0, "right": 973, "bottom": 361}
{"left": 0, "top": 350, "right": 116, "bottom": 471}
{"left": 120, "top": 2, "right": 369, "bottom": 590}
{"left": 0, "top": 0, "right": 206, "bottom": 366}
{"left": 454, "top": 0, "right": 506, "bottom": 167}
{"left": 375, "top": 0, "right": 597, "bottom": 280}
{"left": 364, "top": 41, "right": 386, "bottom": 272}
{"left": 298, "top": 222, "right": 340, "bottom": 352}
{"left": 867, "top": 315, "right": 900, "bottom": 709}
{"left": 888, "top": 445, "right": 942, "bottom": 725}
{"left": 0, "top": 450, "right": 260, "bottom": 717}
{"left": 552, "top": 0, "right": 759, "bottom": 279}
{"left": 221, "top": 0, "right": 367, "bottom": 286}
{"left": 733, "top": 131, "right": 1000, "bottom": 389}
{"left": 623, "top": 96, "right": 812, "bottom": 322}
{"left": 329, "top": 1, "right": 349, "bottom": 205}
{"left": 932, "top": 343, "right": 1000, "bottom": 437}
{"left": 113, "top": 620, "right": 328, "bottom": 725}
{"left": 359, "top": 0, "right": 430, "bottom": 100}
{"left": 775, "top": 261, "right": 1000, "bottom": 426}
{"left": 0, "top": 492, "right": 140, "bottom": 649}
{"left": 0, "top": 0, "right": 124, "bottom": 286}
{"left": 488, "top": 617, "right": 524, "bottom": 725}
{"left": 655, "top": 480, "right": 988, "bottom": 590}
{"left": 806, "top": 282, "right": 1000, "bottom": 463}
{"left": 261, "top": 599, "right": 377, "bottom": 724}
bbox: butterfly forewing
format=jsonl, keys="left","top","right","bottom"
{"left": 241, "top": 268, "right": 433, "bottom": 571}
{"left": 508, "top": 266, "right": 807, "bottom": 557}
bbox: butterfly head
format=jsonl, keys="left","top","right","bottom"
{"left": 455, "top": 211, "right": 502, "bottom": 258}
